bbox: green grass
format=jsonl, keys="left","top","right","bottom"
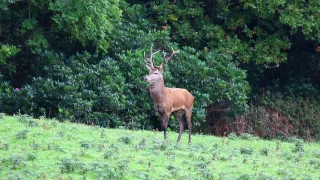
{"left": 0, "top": 114, "right": 320, "bottom": 179}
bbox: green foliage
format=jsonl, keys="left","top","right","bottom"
{"left": 0, "top": 44, "right": 20, "bottom": 65}
{"left": 116, "top": 50, "right": 156, "bottom": 129}
{"left": 26, "top": 54, "right": 125, "bottom": 126}
{"left": 1, "top": 154, "right": 26, "bottom": 170}
{"left": 26, "top": 153, "right": 37, "bottom": 161}
{"left": 118, "top": 134, "right": 134, "bottom": 144}
{"left": 228, "top": 132, "right": 238, "bottom": 139}
{"left": 0, "top": 0, "right": 122, "bottom": 89}
{"left": 1, "top": 0, "right": 320, "bottom": 137}
{"left": 313, "top": 150, "right": 320, "bottom": 158}
{"left": 17, "top": 114, "right": 33, "bottom": 123}
{"left": 49, "top": 0, "right": 121, "bottom": 51}
{"left": 146, "top": 0, "right": 295, "bottom": 64}
{"left": 16, "top": 129, "right": 29, "bottom": 139}
{"left": 79, "top": 141, "right": 94, "bottom": 149}
{"left": 109, "top": 2, "right": 159, "bottom": 54}
{"left": 240, "top": 147, "right": 254, "bottom": 155}
{"left": 241, "top": 0, "right": 320, "bottom": 40}
{"left": 260, "top": 147, "right": 270, "bottom": 156}
{"left": 214, "top": 0, "right": 319, "bottom": 64}
{"left": 149, "top": 0, "right": 205, "bottom": 48}
{"left": 168, "top": 47, "right": 250, "bottom": 126}
{"left": 0, "top": 142, "right": 9, "bottom": 151}
{"left": 57, "top": 158, "right": 87, "bottom": 173}
{"left": 0, "top": 84, "right": 34, "bottom": 115}
{"left": 292, "top": 139, "right": 305, "bottom": 153}
{"left": 239, "top": 133, "right": 255, "bottom": 140}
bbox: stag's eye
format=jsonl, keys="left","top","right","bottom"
{"left": 154, "top": 72, "right": 158, "bottom": 75}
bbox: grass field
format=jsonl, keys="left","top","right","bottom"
{"left": 0, "top": 114, "right": 319, "bottom": 179}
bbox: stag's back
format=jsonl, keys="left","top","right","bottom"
{"left": 166, "top": 87, "right": 194, "bottom": 112}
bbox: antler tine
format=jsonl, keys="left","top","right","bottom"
{"left": 144, "top": 46, "right": 160, "bottom": 68}
{"left": 149, "top": 46, "right": 155, "bottom": 68}
{"left": 148, "top": 45, "right": 161, "bottom": 68}
{"left": 162, "top": 51, "right": 166, "bottom": 59}
{"left": 144, "top": 51, "right": 147, "bottom": 59}
{"left": 159, "top": 47, "right": 180, "bottom": 68}
{"left": 144, "top": 50, "right": 152, "bottom": 68}
{"left": 144, "top": 51, "right": 148, "bottom": 63}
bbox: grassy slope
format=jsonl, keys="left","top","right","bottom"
{"left": 0, "top": 115, "right": 319, "bottom": 179}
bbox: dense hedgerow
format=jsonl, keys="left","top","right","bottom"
{"left": 0, "top": 1, "right": 250, "bottom": 131}
{"left": 1, "top": 0, "right": 320, "bottom": 137}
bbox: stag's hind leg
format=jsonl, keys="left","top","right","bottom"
{"left": 173, "top": 111, "right": 184, "bottom": 143}
{"left": 185, "top": 108, "right": 193, "bottom": 144}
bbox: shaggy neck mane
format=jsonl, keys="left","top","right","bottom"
{"left": 149, "top": 80, "right": 166, "bottom": 103}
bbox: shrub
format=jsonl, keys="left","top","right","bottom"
{"left": 17, "top": 114, "right": 32, "bottom": 123}
{"left": 167, "top": 47, "right": 250, "bottom": 128}
{"left": 57, "top": 158, "right": 88, "bottom": 173}
{"left": 24, "top": 54, "right": 126, "bottom": 127}
{"left": 118, "top": 135, "right": 134, "bottom": 145}
{"left": 151, "top": 139, "right": 167, "bottom": 151}
{"left": 79, "top": 141, "right": 94, "bottom": 149}
{"left": 228, "top": 132, "right": 238, "bottom": 139}
{"left": 260, "top": 147, "right": 269, "bottom": 156}
{"left": 138, "top": 138, "right": 147, "bottom": 150}
{"left": 0, "top": 80, "right": 34, "bottom": 115}
{"left": 1, "top": 155, "right": 26, "bottom": 170}
{"left": 239, "top": 133, "right": 255, "bottom": 140}
{"left": 313, "top": 150, "right": 320, "bottom": 158}
{"left": 0, "top": 142, "right": 9, "bottom": 151}
{"left": 237, "top": 174, "right": 252, "bottom": 180}
{"left": 0, "top": 0, "right": 122, "bottom": 117}
{"left": 292, "top": 139, "right": 304, "bottom": 153}
{"left": 240, "top": 147, "right": 254, "bottom": 155}
{"left": 116, "top": 159, "right": 129, "bottom": 176}
{"left": 26, "top": 153, "right": 37, "bottom": 161}
{"left": 16, "top": 129, "right": 29, "bottom": 139}
{"left": 104, "top": 149, "right": 117, "bottom": 160}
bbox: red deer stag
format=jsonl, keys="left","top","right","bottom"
{"left": 143, "top": 46, "right": 194, "bottom": 144}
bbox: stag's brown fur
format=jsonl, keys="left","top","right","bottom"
{"left": 144, "top": 47, "right": 194, "bottom": 144}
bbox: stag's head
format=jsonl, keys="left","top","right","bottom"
{"left": 144, "top": 67, "right": 163, "bottom": 84}
{"left": 143, "top": 46, "right": 179, "bottom": 84}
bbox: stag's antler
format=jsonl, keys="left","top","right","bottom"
{"left": 144, "top": 45, "right": 160, "bottom": 69}
{"left": 158, "top": 48, "right": 180, "bottom": 69}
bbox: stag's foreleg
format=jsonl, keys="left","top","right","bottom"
{"left": 173, "top": 111, "right": 184, "bottom": 143}
{"left": 161, "top": 113, "right": 170, "bottom": 141}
